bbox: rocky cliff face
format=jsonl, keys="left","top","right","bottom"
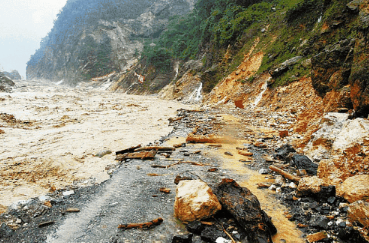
{"left": 26, "top": 0, "right": 196, "bottom": 85}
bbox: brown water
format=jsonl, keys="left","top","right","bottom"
{"left": 0, "top": 80, "right": 193, "bottom": 210}
{"left": 206, "top": 114, "right": 305, "bottom": 243}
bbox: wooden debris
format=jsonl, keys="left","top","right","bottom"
{"left": 39, "top": 221, "right": 55, "bottom": 228}
{"left": 269, "top": 165, "right": 300, "bottom": 183}
{"left": 147, "top": 173, "right": 161, "bottom": 177}
{"left": 118, "top": 217, "right": 163, "bottom": 229}
{"left": 208, "top": 168, "right": 218, "bottom": 172}
{"left": 262, "top": 155, "right": 274, "bottom": 162}
{"left": 116, "top": 150, "right": 157, "bottom": 161}
{"left": 221, "top": 223, "right": 237, "bottom": 243}
{"left": 116, "top": 145, "right": 141, "bottom": 155}
{"left": 135, "top": 146, "right": 175, "bottom": 151}
{"left": 200, "top": 221, "right": 214, "bottom": 226}
{"left": 66, "top": 208, "right": 80, "bottom": 213}
{"left": 173, "top": 143, "right": 183, "bottom": 148}
{"left": 186, "top": 134, "right": 226, "bottom": 143}
{"left": 257, "top": 183, "right": 271, "bottom": 189}
{"left": 306, "top": 231, "right": 327, "bottom": 243}
{"left": 194, "top": 150, "right": 201, "bottom": 154}
{"left": 238, "top": 150, "right": 253, "bottom": 156}
{"left": 208, "top": 144, "right": 222, "bottom": 148}
{"left": 169, "top": 117, "right": 184, "bottom": 123}
{"left": 160, "top": 188, "right": 171, "bottom": 194}
{"left": 297, "top": 223, "right": 308, "bottom": 228}
{"left": 151, "top": 161, "right": 209, "bottom": 169}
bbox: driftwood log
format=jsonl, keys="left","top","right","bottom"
{"left": 269, "top": 165, "right": 300, "bottom": 183}
{"left": 118, "top": 217, "right": 163, "bottom": 229}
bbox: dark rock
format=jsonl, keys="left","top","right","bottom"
{"left": 0, "top": 223, "right": 14, "bottom": 238}
{"left": 269, "top": 56, "right": 303, "bottom": 78}
{"left": 291, "top": 155, "right": 318, "bottom": 175}
{"left": 214, "top": 179, "right": 277, "bottom": 243}
{"left": 200, "top": 225, "right": 226, "bottom": 242}
{"left": 172, "top": 233, "right": 193, "bottom": 243}
{"left": 174, "top": 171, "right": 201, "bottom": 184}
{"left": 224, "top": 151, "right": 233, "bottom": 156}
{"left": 327, "top": 197, "right": 336, "bottom": 205}
{"left": 310, "top": 215, "right": 330, "bottom": 230}
{"left": 274, "top": 144, "right": 296, "bottom": 161}
{"left": 186, "top": 221, "right": 204, "bottom": 235}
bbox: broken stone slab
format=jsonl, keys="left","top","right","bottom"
{"left": 291, "top": 154, "right": 318, "bottom": 175}
{"left": 174, "top": 180, "right": 222, "bottom": 223}
{"left": 214, "top": 179, "right": 277, "bottom": 243}
{"left": 336, "top": 175, "right": 369, "bottom": 203}
{"left": 174, "top": 171, "right": 201, "bottom": 184}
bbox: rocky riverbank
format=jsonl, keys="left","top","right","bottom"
{"left": 1, "top": 92, "right": 368, "bottom": 242}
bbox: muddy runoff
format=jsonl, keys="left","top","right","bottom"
{"left": 0, "top": 80, "right": 194, "bottom": 210}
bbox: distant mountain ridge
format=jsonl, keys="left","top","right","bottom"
{"left": 26, "top": 0, "right": 196, "bottom": 85}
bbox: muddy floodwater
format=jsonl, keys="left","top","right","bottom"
{"left": 0, "top": 80, "right": 193, "bottom": 211}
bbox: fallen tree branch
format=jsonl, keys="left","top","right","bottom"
{"left": 118, "top": 217, "right": 164, "bottom": 230}
{"left": 135, "top": 146, "right": 175, "bottom": 151}
{"left": 151, "top": 161, "right": 209, "bottom": 169}
{"left": 269, "top": 165, "right": 300, "bottom": 183}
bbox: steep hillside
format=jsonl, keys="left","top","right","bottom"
{"left": 118, "top": 0, "right": 369, "bottom": 118}
{"left": 26, "top": 0, "right": 196, "bottom": 85}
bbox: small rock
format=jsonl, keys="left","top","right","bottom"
{"left": 186, "top": 221, "right": 204, "bottom": 234}
{"left": 95, "top": 150, "right": 112, "bottom": 158}
{"left": 348, "top": 200, "right": 369, "bottom": 229}
{"left": 160, "top": 188, "right": 171, "bottom": 194}
{"left": 201, "top": 225, "right": 227, "bottom": 242}
{"left": 224, "top": 151, "right": 233, "bottom": 156}
{"left": 208, "top": 168, "right": 218, "bottom": 172}
{"left": 172, "top": 233, "right": 193, "bottom": 243}
{"left": 259, "top": 168, "right": 269, "bottom": 174}
{"left": 289, "top": 182, "right": 297, "bottom": 189}
{"left": 63, "top": 190, "right": 75, "bottom": 197}
{"left": 215, "top": 237, "right": 232, "bottom": 243}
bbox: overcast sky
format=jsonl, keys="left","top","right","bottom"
{"left": 0, "top": 0, "right": 68, "bottom": 78}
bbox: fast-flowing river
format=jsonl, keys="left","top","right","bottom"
{"left": 0, "top": 79, "right": 192, "bottom": 210}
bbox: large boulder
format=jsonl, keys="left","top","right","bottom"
{"left": 336, "top": 175, "right": 369, "bottom": 203}
{"left": 214, "top": 179, "right": 277, "bottom": 243}
{"left": 174, "top": 180, "right": 221, "bottom": 223}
